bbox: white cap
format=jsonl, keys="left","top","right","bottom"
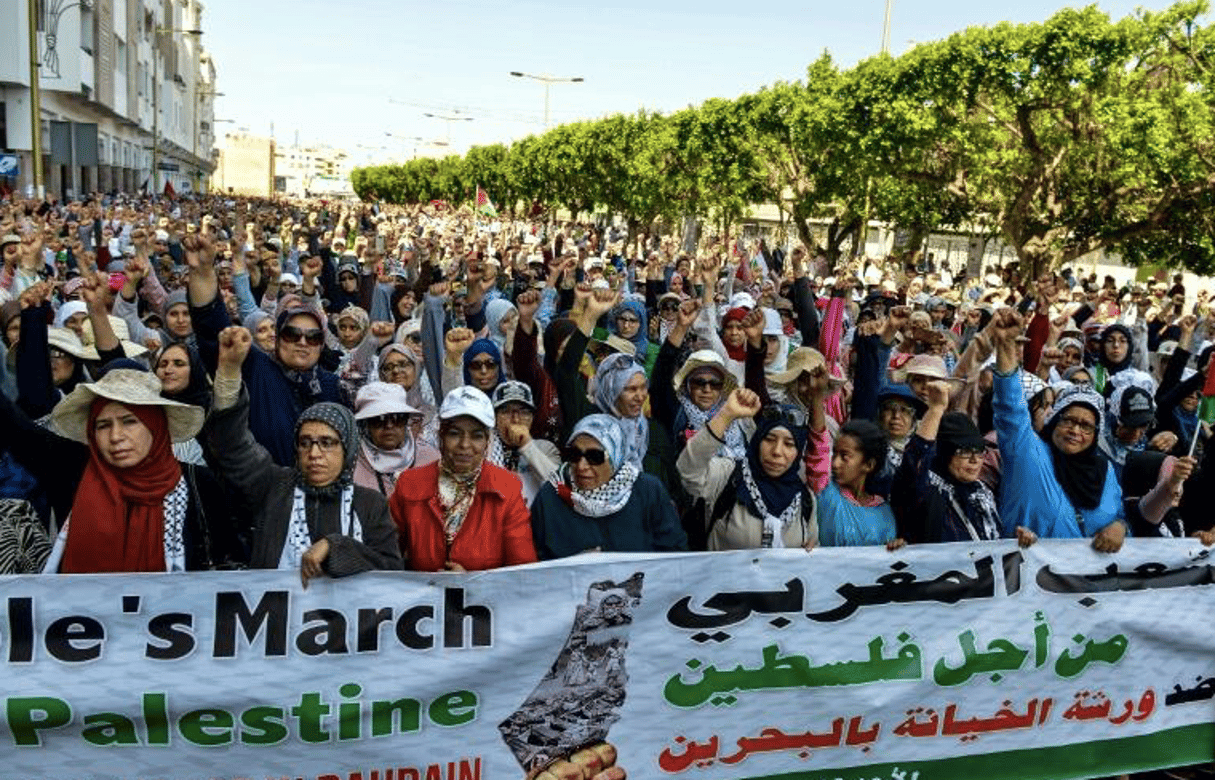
{"left": 729, "top": 292, "right": 756, "bottom": 310}
{"left": 439, "top": 386, "right": 495, "bottom": 429}
{"left": 279, "top": 273, "right": 300, "bottom": 286}
{"left": 354, "top": 381, "right": 420, "bottom": 421}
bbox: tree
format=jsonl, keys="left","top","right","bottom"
{"left": 872, "top": 0, "right": 1215, "bottom": 277}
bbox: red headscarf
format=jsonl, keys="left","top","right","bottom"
{"left": 61, "top": 399, "right": 182, "bottom": 573}
{"left": 721, "top": 307, "right": 749, "bottom": 362}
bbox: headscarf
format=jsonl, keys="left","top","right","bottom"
{"left": 54, "top": 301, "right": 88, "bottom": 329}
{"left": 156, "top": 342, "right": 211, "bottom": 410}
{"left": 379, "top": 343, "right": 426, "bottom": 410}
{"left": 1097, "top": 323, "right": 1134, "bottom": 373}
{"left": 549, "top": 414, "right": 639, "bottom": 518}
{"left": 721, "top": 308, "right": 749, "bottom": 362}
{"left": 609, "top": 300, "right": 649, "bottom": 362}
{"left": 275, "top": 306, "right": 326, "bottom": 405}
{"left": 243, "top": 309, "right": 273, "bottom": 338}
{"left": 675, "top": 366, "right": 747, "bottom": 460}
{"left": 61, "top": 400, "right": 182, "bottom": 573}
{"left": 735, "top": 407, "right": 810, "bottom": 547}
{"left": 483, "top": 298, "right": 517, "bottom": 352}
{"left": 336, "top": 304, "right": 370, "bottom": 343}
{"left": 1039, "top": 384, "right": 1109, "bottom": 510}
{"left": 462, "top": 337, "right": 504, "bottom": 390}
{"left": 591, "top": 352, "right": 648, "bottom": 469}
{"left": 543, "top": 318, "right": 579, "bottom": 378}
{"left": 294, "top": 402, "right": 358, "bottom": 495}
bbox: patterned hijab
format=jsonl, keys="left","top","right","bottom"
{"left": 550, "top": 414, "right": 639, "bottom": 518}
{"left": 590, "top": 353, "right": 648, "bottom": 470}
{"left": 294, "top": 402, "right": 359, "bottom": 495}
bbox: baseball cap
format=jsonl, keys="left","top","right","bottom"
{"left": 439, "top": 386, "right": 494, "bottom": 429}
{"left": 491, "top": 380, "right": 535, "bottom": 411}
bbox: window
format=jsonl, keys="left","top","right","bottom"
{"left": 115, "top": 36, "right": 126, "bottom": 75}
{"left": 80, "top": 6, "right": 95, "bottom": 54}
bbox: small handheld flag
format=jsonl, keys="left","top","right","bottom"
{"left": 476, "top": 186, "right": 498, "bottom": 218}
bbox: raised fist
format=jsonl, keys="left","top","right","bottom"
{"left": 722, "top": 388, "right": 763, "bottom": 420}
{"left": 516, "top": 289, "right": 541, "bottom": 320}
{"left": 217, "top": 325, "right": 253, "bottom": 371}
{"left": 444, "top": 327, "right": 474, "bottom": 357}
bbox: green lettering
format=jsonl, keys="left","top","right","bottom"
{"left": 178, "top": 708, "right": 233, "bottom": 746}
{"left": 239, "top": 706, "right": 288, "bottom": 745}
{"left": 7, "top": 697, "right": 71, "bottom": 746}
{"left": 428, "top": 690, "right": 477, "bottom": 727}
{"left": 370, "top": 697, "right": 420, "bottom": 736}
{"left": 82, "top": 712, "right": 139, "bottom": 746}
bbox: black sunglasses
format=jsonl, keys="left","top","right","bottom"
{"left": 280, "top": 325, "right": 324, "bottom": 346}
{"left": 757, "top": 404, "right": 808, "bottom": 429}
{"left": 562, "top": 445, "right": 607, "bottom": 466}
{"left": 659, "top": 301, "right": 680, "bottom": 311}
{"left": 688, "top": 377, "right": 724, "bottom": 390}
{"left": 368, "top": 413, "right": 410, "bottom": 428}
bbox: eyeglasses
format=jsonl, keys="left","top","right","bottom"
{"left": 379, "top": 361, "right": 412, "bottom": 377}
{"left": 498, "top": 404, "right": 534, "bottom": 418}
{"left": 404, "top": 333, "right": 423, "bottom": 343}
{"left": 952, "top": 447, "right": 985, "bottom": 461}
{"left": 563, "top": 445, "right": 607, "bottom": 466}
{"left": 659, "top": 302, "right": 679, "bottom": 312}
{"left": 368, "top": 413, "right": 410, "bottom": 429}
{"left": 616, "top": 315, "right": 640, "bottom": 325}
{"left": 467, "top": 359, "right": 498, "bottom": 372}
{"left": 1057, "top": 415, "right": 1097, "bottom": 435}
{"left": 280, "top": 325, "right": 324, "bottom": 346}
{"left": 757, "top": 404, "right": 808, "bottom": 429}
{"left": 881, "top": 403, "right": 917, "bottom": 418}
{"left": 297, "top": 435, "right": 341, "bottom": 452}
{"left": 49, "top": 348, "right": 72, "bottom": 361}
{"left": 688, "top": 377, "right": 724, "bottom": 391}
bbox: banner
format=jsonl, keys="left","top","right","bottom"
{"left": 3, "top": 540, "right": 1215, "bottom": 780}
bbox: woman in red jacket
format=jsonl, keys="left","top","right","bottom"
{"left": 389, "top": 386, "right": 538, "bottom": 571}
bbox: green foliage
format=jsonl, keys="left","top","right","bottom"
{"left": 351, "top": 0, "right": 1215, "bottom": 275}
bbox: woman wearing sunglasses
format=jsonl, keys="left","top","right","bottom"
{"left": 530, "top": 414, "right": 686, "bottom": 560}
{"left": 678, "top": 389, "right": 817, "bottom": 551}
{"left": 890, "top": 379, "right": 1013, "bottom": 544}
{"left": 352, "top": 381, "right": 438, "bottom": 496}
{"left": 186, "top": 234, "right": 341, "bottom": 467}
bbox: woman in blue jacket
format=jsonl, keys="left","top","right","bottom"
{"left": 989, "top": 308, "right": 1126, "bottom": 552}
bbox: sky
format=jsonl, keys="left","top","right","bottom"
{"left": 203, "top": 0, "right": 1197, "bottom": 165}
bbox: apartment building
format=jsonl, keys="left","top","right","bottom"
{"left": 0, "top": 0, "right": 217, "bottom": 197}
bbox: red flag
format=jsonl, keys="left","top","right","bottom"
{"left": 163, "top": 180, "right": 176, "bottom": 198}
{"left": 1204, "top": 352, "right": 1215, "bottom": 398}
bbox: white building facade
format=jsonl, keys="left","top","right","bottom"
{"left": 0, "top": 0, "right": 217, "bottom": 198}
{"left": 275, "top": 143, "right": 355, "bottom": 198}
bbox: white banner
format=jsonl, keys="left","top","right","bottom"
{"left": 3, "top": 539, "right": 1215, "bottom": 780}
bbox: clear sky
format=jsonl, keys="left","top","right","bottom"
{"left": 203, "top": 0, "right": 1194, "bottom": 163}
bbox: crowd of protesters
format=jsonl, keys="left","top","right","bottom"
{"left": 1, "top": 192, "right": 1212, "bottom": 582}
{"left": 3, "top": 190, "right": 1214, "bottom": 780}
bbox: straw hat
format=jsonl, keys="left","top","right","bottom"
{"left": 51, "top": 368, "right": 205, "bottom": 444}
{"left": 47, "top": 327, "right": 100, "bottom": 361}
{"left": 891, "top": 353, "right": 964, "bottom": 385}
{"left": 80, "top": 316, "right": 149, "bottom": 358}
{"left": 672, "top": 350, "right": 738, "bottom": 395}
{"left": 768, "top": 347, "right": 846, "bottom": 390}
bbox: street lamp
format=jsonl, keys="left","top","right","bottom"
{"left": 385, "top": 132, "right": 448, "bottom": 160}
{"left": 422, "top": 112, "right": 472, "bottom": 146}
{"left": 509, "top": 71, "right": 584, "bottom": 129}
{"left": 152, "top": 26, "right": 202, "bottom": 193}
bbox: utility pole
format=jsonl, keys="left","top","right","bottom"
{"left": 27, "top": 0, "right": 44, "bottom": 197}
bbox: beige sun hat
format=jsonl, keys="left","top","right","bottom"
{"left": 51, "top": 368, "right": 205, "bottom": 444}
{"left": 672, "top": 350, "right": 738, "bottom": 395}
{"left": 47, "top": 327, "right": 100, "bottom": 361}
{"left": 768, "top": 347, "right": 846, "bottom": 390}
{"left": 81, "top": 316, "right": 149, "bottom": 358}
{"left": 891, "top": 353, "right": 964, "bottom": 385}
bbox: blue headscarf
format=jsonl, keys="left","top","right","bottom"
{"left": 609, "top": 299, "right": 649, "bottom": 362}
{"left": 462, "top": 337, "right": 504, "bottom": 390}
{"left": 736, "top": 407, "right": 810, "bottom": 520}
{"left": 569, "top": 414, "right": 627, "bottom": 473}
{"left": 592, "top": 353, "right": 649, "bottom": 470}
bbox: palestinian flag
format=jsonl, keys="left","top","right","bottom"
{"left": 1200, "top": 351, "right": 1215, "bottom": 425}
{"left": 476, "top": 186, "right": 498, "bottom": 218}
